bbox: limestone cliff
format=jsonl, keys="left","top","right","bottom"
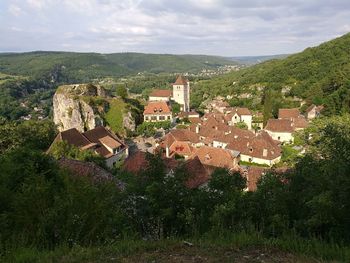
{"left": 53, "top": 84, "right": 108, "bottom": 132}
{"left": 53, "top": 84, "right": 139, "bottom": 134}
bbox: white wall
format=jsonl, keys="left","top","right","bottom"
{"left": 149, "top": 96, "right": 170, "bottom": 102}
{"left": 241, "top": 154, "right": 281, "bottom": 167}
{"left": 144, "top": 114, "right": 172, "bottom": 122}
{"left": 266, "top": 130, "right": 294, "bottom": 143}
{"left": 173, "top": 83, "right": 190, "bottom": 112}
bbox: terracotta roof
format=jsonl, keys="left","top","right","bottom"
{"left": 123, "top": 151, "right": 149, "bottom": 174}
{"left": 265, "top": 119, "right": 294, "bottom": 133}
{"left": 227, "top": 131, "right": 281, "bottom": 161}
{"left": 164, "top": 129, "right": 200, "bottom": 145}
{"left": 169, "top": 141, "right": 194, "bottom": 157}
{"left": 278, "top": 108, "right": 300, "bottom": 119}
{"left": 244, "top": 167, "right": 266, "bottom": 191}
{"left": 227, "top": 107, "right": 252, "bottom": 116}
{"left": 293, "top": 116, "right": 308, "bottom": 129}
{"left": 149, "top": 89, "right": 173, "bottom": 98}
{"left": 58, "top": 158, "right": 124, "bottom": 189}
{"left": 173, "top": 75, "right": 189, "bottom": 85}
{"left": 99, "top": 136, "right": 122, "bottom": 149}
{"left": 83, "top": 126, "right": 126, "bottom": 158}
{"left": 184, "top": 156, "right": 211, "bottom": 189}
{"left": 178, "top": 111, "right": 200, "bottom": 118}
{"left": 59, "top": 128, "right": 91, "bottom": 147}
{"left": 189, "top": 146, "right": 237, "bottom": 169}
{"left": 144, "top": 101, "right": 171, "bottom": 115}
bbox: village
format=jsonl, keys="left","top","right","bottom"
{"left": 49, "top": 75, "right": 324, "bottom": 192}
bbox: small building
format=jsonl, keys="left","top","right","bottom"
{"left": 189, "top": 146, "right": 239, "bottom": 170}
{"left": 278, "top": 108, "right": 300, "bottom": 120}
{"left": 49, "top": 126, "right": 128, "bottom": 168}
{"left": 143, "top": 101, "right": 172, "bottom": 122}
{"left": 226, "top": 107, "right": 253, "bottom": 130}
{"left": 149, "top": 89, "right": 173, "bottom": 102}
{"left": 306, "top": 104, "right": 324, "bottom": 120}
{"left": 265, "top": 119, "right": 294, "bottom": 143}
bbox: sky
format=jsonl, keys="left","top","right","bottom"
{"left": 1, "top": 0, "right": 350, "bottom": 56}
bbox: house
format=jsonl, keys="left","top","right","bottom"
{"left": 226, "top": 131, "right": 282, "bottom": 166}
{"left": 123, "top": 151, "right": 210, "bottom": 189}
{"left": 306, "top": 104, "right": 324, "bottom": 120}
{"left": 172, "top": 75, "right": 190, "bottom": 112}
{"left": 278, "top": 108, "right": 300, "bottom": 120}
{"left": 178, "top": 110, "right": 200, "bottom": 119}
{"left": 161, "top": 129, "right": 202, "bottom": 159}
{"left": 226, "top": 107, "right": 253, "bottom": 130}
{"left": 143, "top": 101, "right": 172, "bottom": 122}
{"left": 49, "top": 126, "right": 129, "bottom": 168}
{"left": 189, "top": 146, "right": 239, "bottom": 170}
{"left": 148, "top": 89, "right": 173, "bottom": 102}
{"left": 265, "top": 119, "right": 294, "bottom": 143}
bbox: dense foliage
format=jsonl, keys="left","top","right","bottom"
{"left": 192, "top": 33, "right": 350, "bottom": 115}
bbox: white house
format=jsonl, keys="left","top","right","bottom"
{"left": 227, "top": 107, "right": 253, "bottom": 130}
{"left": 148, "top": 89, "right": 173, "bottom": 102}
{"left": 265, "top": 119, "right": 294, "bottom": 143}
{"left": 143, "top": 101, "right": 173, "bottom": 122}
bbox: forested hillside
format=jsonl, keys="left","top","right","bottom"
{"left": 0, "top": 52, "right": 237, "bottom": 81}
{"left": 193, "top": 33, "right": 350, "bottom": 115}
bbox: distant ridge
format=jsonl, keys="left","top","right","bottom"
{"left": 0, "top": 51, "right": 239, "bottom": 82}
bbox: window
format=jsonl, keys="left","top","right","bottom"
{"left": 145, "top": 116, "right": 149, "bottom": 120}
{"left": 151, "top": 116, "right": 157, "bottom": 121}
{"left": 159, "top": 116, "right": 165, "bottom": 120}
{"left": 278, "top": 136, "right": 281, "bottom": 141}
{"left": 167, "top": 116, "right": 171, "bottom": 120}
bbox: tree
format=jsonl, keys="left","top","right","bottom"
{"left": 116, "top": 85, "right": 128, "bottom": 99}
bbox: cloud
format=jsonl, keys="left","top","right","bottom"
{"left": 1, "top": 0, "right": 350, "bottom": 55}
{"left": 8, "top": 4, "right": 23, "bottom": 16}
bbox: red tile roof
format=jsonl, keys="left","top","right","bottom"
{"left": 122, "top": 151, "right": 149, "bottom": 174}
{"left": 278, "top": 108, "right": 300, "bottom": 119}
{"left": 265, "top": 119, "right": 294, "bottom": 133}
{"left": 149, "top": 89, "right": 173, "bottom": 98}
{"left": 293, "top": 116, "right": 308, "bottom": 129}
{"left": 226, "top": 131, "right": 281, "bottom": 161}
{"left": 144, "top": 101, "right": 172, "bottom": 115}
{"left": 189, "top": 146, "right": 237, "bottom": 170}
{"left": 185, "top": 156, "right": 211, "bottom": 189}
{"left": 173, "top": 75, "right": 189, "bottom": 85}
{"left": 50, "top": 126, "right": 127, "bottom": 160}
{"left": 169, "top": 141, "right": 194, "bottom": 157}
{"left": 227, "top": 107, "right": 252, "bottom": 116}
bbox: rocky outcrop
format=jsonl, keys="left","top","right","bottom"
{"left": 53, "top": 84, "right": 107, "bottom": 132}
{"left": 123, "top": 111, "right": 136, "bottom": 132}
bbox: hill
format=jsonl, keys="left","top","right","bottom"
{"left": 193, "top": 33, "right": 350, "bottom": 115}
{"left": 0, "top": 51, "right": 237, "bottom": 81}
{"left": 229, "top": 54, "right": 289, "bottom": 65}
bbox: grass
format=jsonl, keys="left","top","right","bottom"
{"left": 3, "top": 232, "right": 349, "bottom": 262}
{"left": 105, "top": 98, "right": 127, "bottom": 135}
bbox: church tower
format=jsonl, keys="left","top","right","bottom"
{"left": 172, "top": 75, "right": 190, "bottom": 112}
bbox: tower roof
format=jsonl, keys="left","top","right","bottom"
{"left": 173, "top": 75, "right": 188, "bottom": 85}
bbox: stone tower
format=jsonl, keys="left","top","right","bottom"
{"left": 172, "top": 75, "right": 190, "bottom": 112}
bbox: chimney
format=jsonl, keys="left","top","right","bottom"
{"left": 166, "top": 145, "right": 170, "bottom": 158}
{"left": 195, "top": 124, "right": 200, "bottom": 134}
{"left": 263, "top": 148, "right": 268, "bottom": 157}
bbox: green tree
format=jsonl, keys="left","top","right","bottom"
{"left": 116, "top": 85, "right": 128, "bottom": 99}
